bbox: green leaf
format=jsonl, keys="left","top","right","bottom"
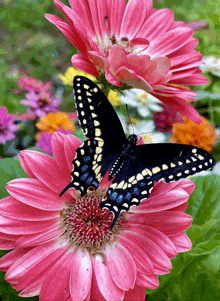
{"left": 0, "top": 157, "right": 28, "bottom": 198}
{"left": 74, "top": 128, "right": 85, "bottom": 142}
{"left": 146, "top": 175, "right": 220, "bottom": 300}
{"left": 186, "top": 175, "right": 220, "bottom": 223}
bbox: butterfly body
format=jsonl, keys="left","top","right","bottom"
{"left": 60, "top": 76, "right": 216, "bottom": 229}
{"left": 108, "top": 134, "right": 138, "bottom": 180}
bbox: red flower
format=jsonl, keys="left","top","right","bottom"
{"left": 0, "top": 133, "right": 193, "bottom": 300}
{"left": 45, "top": 0, "right": 208, "bottom": 123}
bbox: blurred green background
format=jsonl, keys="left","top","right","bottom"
{"left": 1, "top": 0, "right": 220, "bottom": 300}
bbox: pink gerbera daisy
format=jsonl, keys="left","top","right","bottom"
{"left": 0, "top": 133, "right": 193, "bottom": 300}
{"left": 45, "top": 0, "right": 208, "bottom": 124}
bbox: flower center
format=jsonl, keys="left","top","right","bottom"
{"left": 60, "top": 189, "right": 126, "bottom": 253}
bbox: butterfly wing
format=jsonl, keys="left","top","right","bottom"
{"left": 135, "top": 143, "right": 215, "bottom": 182}
{"left": 73, "top": 76, "right": 125, "bottom": 143}
{"left": 60, "top": 76, "right": 126, "bottom": 196}
{"left": 101, "top": 143, "right": 215, "bottom": 228}
{"left": 100, "top": 155, "right": 155, "bottom": 228}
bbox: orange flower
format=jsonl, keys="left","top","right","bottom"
{"left": 171, "top": 116, "right": 217, "bottom": 152}
{"left": 36, "top": 112, "right": 75, "bottom": 134}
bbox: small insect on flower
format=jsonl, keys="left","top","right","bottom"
{"left": 60, "top": 76, "right": 216, "bottom": 228}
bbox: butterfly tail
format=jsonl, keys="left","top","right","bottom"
{"left": 59, "top": 182, "right": 74, "bottom": 197}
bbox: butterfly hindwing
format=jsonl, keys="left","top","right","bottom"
{"left": 135, "top": 143, "right": 215, "bottom": 182}
{"left": 100, "top": 156, "right": 154, "bottom": 228}
{"left": 101, "top": 142, "right": 215, "bottom": 228}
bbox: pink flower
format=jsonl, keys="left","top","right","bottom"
{"left": 45, "top": 0, "right": 208, "bottom": 123}
{"left": 153, "top": 105, "right": 183, "bottom": 133}
{"left": 0, "top": 133, "right": 193, "bottom": 300}
{"left": 21, "top": 90, "right": 60, "bottom": 117}
{"left": 16, "top": 76, "right": 52, "bottom": 93}
{"left": 0, "top": 107, "right": 18, "bottom": 144}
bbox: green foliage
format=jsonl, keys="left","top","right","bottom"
{"left": 146, "top": 175, "right": 220, "bottom": 301}
{"left": 0, "top": 157, "right": 28, "bottom": 199}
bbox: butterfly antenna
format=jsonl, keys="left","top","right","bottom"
{"left": 126, "top": 104, "right": 135, "bottom": 135}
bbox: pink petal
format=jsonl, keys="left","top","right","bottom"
{"left": 129, "top": 211, "right": 192, "bottom": 236}
{"left": 19, "top": 150, "right": 68, "bottom": 194}
{"left": 7, "top": 178, "right": 64, "bottom": 211}
{"left": 88, "top": 51, "right": 108, "bottom": 71}
{"left": 131, "top": 188, "right": 189, "bottom": 213}
{"left": 168, "top": 202, "right": 188, "bottom": 212}
{"left": 109, "top": 0, "right": 126, "bottom": 37}
{"left": 68, "top": 0, "right": 96, "bottom": 38}
{"left": 0, "top": 240, "right": 16, "bottom": 250}
{"left": 51, "top": 133, "right": 76, "bottom": 174}
{"left": 40, "top": 251, "right": 75, "bottom": 301}
{"left": 70, "top": 250, "right": 92, "bottom": 300}
{"left": 128, "top": 225, "right": 177, "bottom": 259}
{"left": 53, "top": 0, "right": 73, "bottom": 25}
{"left": 0, "top": 215, "right": 58, "bottom": 235}
{"left": 15, "top": 227, "right": 63, "bottom": 247}
{"left": 147, "top": 27, "right": 194, "bottom": 57}
{"left": 106, "top": 243, "right": 136, "bottom": 290}
{"left": 178, "top": 180, "right": 195, "bottom": 195}
{"left": 149, "top": 181, "right": 184, "bottom": 199}
{"left": 90, "top": 264, "right": 108, "bottom": 301}
{"left": 45, "top": 14, "right": 87, "bottom": 55}
{"left": 124, "top": 284, "right": 147, "bottom": 301}
{"left": 0, "top": 196, "right": 59, "bottom": 221}
{"left": 170, "top": 51, "right": 201, "bottom": 68}
{"left": 0, "top": 248, "right": 32, "bottom": 272}
{"left": 19, "top": 286, "right": 41, "bottom": 298}
{"left": 118, "top": 235, "right": 155, "bottom": 274}
{"left": 94, "top": 255, "right": 125, "bottom": 300}
{"left": 154, "top": 94, "right": 202, "bottom": 124}
{"left": 63, "top": 134, "right": 82, "bottom": 172}
{"left": 167, "top": 38, "right": 199, "bottom": 58}
{"left": 169, "top": 233, "right": 192, "bottom": 252}
{"left": 106, "top": 69, "right": 122, "bottom": 86}
{"left": 123, "top": 230, "right": 172, "bottom": 272}
{"left": 19, "top": 152, "right": 36, "bottom": 179}
{"left": 138, "top": 9, "right": 174, "bottom": 41}
{"left": 108, "top": 45, "right": 127, "bottom": 73}
{"left": 171, "top": 68, "right": 198, "bottom": 80}
{"left": 71, "top": 53, "right": 100, "bottom": 77}
{"left": 135, "top": 272, "right": 159, "bottom": 289}
{"left": 120, "top": 0, "right": 150, "bottom": 39}
{"left": 14, "top": 247, "right": 67, "bottom": 292}
{"left": 117, "top": 67, "right": 153, "bottom": 92}
{"left": 171, "top": 74, "right": 209, "bottom": 85}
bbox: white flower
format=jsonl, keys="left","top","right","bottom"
{"left": 117, "top": 113, "right": 166, "bottom": 144}
{"left": 120, "top": 89, "right": 163, "bottom": 117}
{"left": 200, "top": 56, "right": 220, "bottom": 77}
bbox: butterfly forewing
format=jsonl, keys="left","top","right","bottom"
{"left": 74, "top": 76, "right": 125, "bottom": 145}
{"left": 135, "top": 143, "right": 215, "bottom": 183}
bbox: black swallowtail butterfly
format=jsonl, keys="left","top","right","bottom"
{"left": 60, "top": 76, "right": 215, "bottom": 228}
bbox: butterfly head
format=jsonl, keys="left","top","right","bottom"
{"left": 128, "top": 134, "right": 138, "bottom": 145}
